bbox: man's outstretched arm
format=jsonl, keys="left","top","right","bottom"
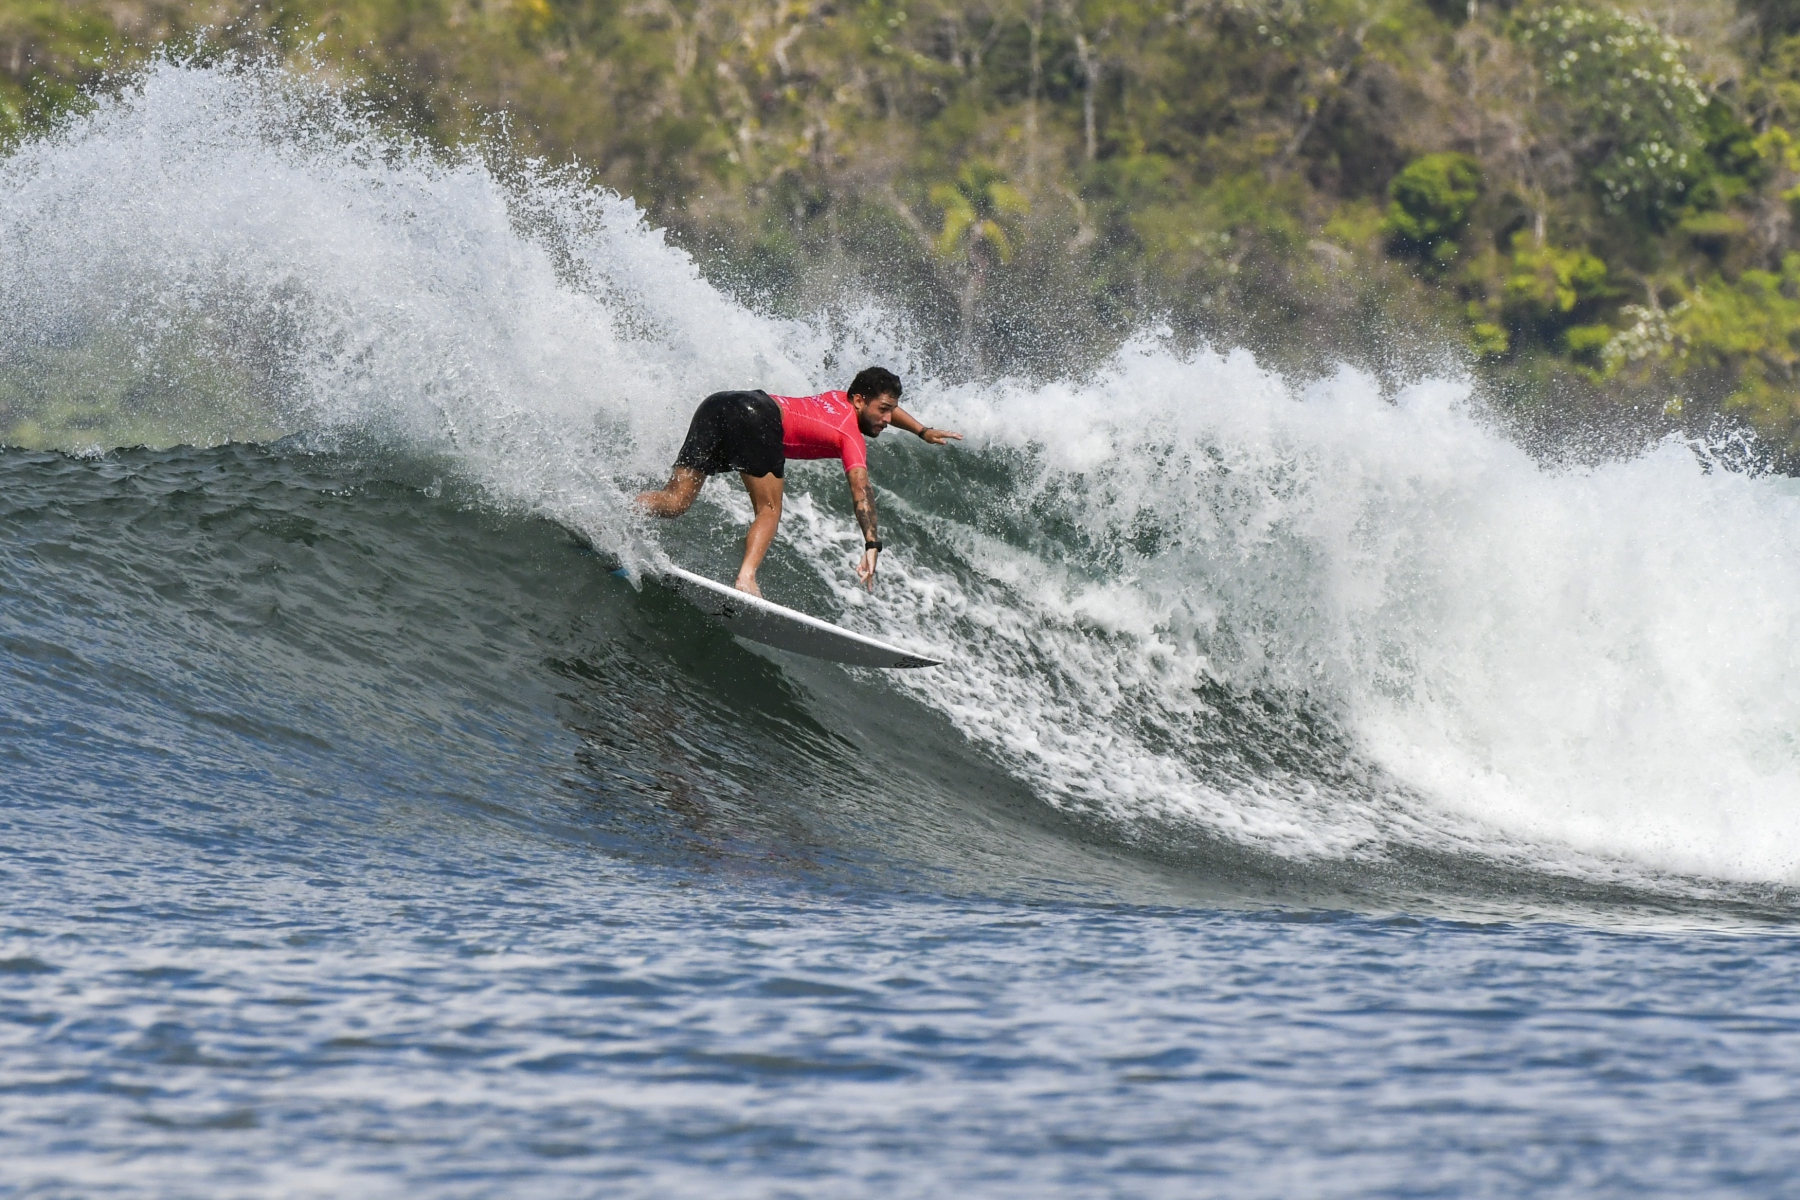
{"left": 847, "top": 466, "right": 881, "bottom": 590}
{"left": 891, "top": 407, "right": 963, "bottom": 446}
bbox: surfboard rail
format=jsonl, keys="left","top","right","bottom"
{"left": 655, "top": 566, "right": 941, "bottom": 669}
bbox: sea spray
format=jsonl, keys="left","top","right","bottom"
{"left": 859, "top": 347, "right": 1800, "bottom": 883}
{"left": 0, "top": 56, "right": 844, "bottom": 552}
{"left": 5, "top": 58, "right": 1800, "bottom": 887}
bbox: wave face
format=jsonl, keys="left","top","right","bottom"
{"left": 6, "top": 59, "right": 1800, "bottom": 901}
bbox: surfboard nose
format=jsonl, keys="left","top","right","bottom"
{"left": 653, "top": 565, "right": 942, "bottom": 668}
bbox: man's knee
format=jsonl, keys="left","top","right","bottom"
{"left": 637, "top": 469, "right": 704, "bottom": 517}
{"left": 741, "top": 473, "right": 783, "bottom": 512}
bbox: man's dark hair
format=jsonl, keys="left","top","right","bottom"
{"left": 848, "top": 366, "right": 902, "bottom": 401}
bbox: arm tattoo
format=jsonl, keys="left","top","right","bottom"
{"left": 853, "top": 490, "right": 879, "bottom": 544}
{"left": 851, "top": 474, "right": 879, "bottom": 543}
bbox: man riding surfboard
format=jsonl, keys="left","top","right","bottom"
{"left": 636, "top": 367, "right": 961, "bottom": 597}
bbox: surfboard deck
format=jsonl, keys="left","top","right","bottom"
{"left": 654, "top": 565, "right": 941, "bottom": 669}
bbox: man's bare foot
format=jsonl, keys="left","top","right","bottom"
{"left": 734, "top": 576, "right": 762, "bottom": 598}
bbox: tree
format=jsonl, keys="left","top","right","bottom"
{"left": 930, "top": 161, "right": 1030, "bottom": 368}
{"left": 1384, "top": 152, "right": 1483, "bottom": 268}
{"left": 1512, "top": 2, "right": 1711, "bottom": 225}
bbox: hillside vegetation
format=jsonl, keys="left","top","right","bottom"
{"left": 7, "top": 0, "right": 1800, "bottom": 452}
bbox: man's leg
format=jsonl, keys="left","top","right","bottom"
{"left": 734, "top": 472, "right": 784, "bottom": 596}
{"left": 637, "top": 466, "right": 706, "bottom": 517}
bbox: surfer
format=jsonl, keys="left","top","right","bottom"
{"left": 636, "top": 367, "right": 960, "bottom": 597}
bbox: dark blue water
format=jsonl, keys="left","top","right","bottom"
{"left": 3, "top": 445, "right": 1798, "bottom": 1198}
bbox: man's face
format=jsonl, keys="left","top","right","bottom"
{"left": 851, "top": 391, "right": 900, "bottom": 437}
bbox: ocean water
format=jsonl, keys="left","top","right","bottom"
{"left": 3, "top": 60, "right": 1799, "bottom": 1197}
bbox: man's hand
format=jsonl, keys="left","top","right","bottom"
{"left": 856, "top": 546, "right": 879, "bottom": 591}
{"left": 891, "top": 407, "right": 962, "bottom": 446}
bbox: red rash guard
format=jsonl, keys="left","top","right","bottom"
{"left": 768, "top": 390, "right": 868, "bottom": 473}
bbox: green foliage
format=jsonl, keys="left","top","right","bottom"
{"left": 932, "top": 162, "right": 1029, "bottom": 265}
{"left": 1750, "top": 33, "right": 1800, "bottom": 128}
{"left": 1502, "top": 233, "right": 1610, "bottom": 332}
{"left": 1662, "top": 258, "right": 1800, "bottom": 450}
{"left": 7, "top": 0, "right": 1800, "bottom": 450}
{"left": 1384, "top": 153, "right": 1482, "bottom": 266}
{"left": 1513, "top": 3, "right": 1710, "bottom": 222}
{"left": 1677, "top": 210, "right": 1748, "bottom": 251}
{"left": 1601, "top": 258, "right": 1800, "bottom": 451}
{"left": 1563, "top": 322, "right": 1614, "bottom": 364}
{"left": 0, "top": 2, "right": 121, "bottom": 143}
{"left": 1701, "top": 98, "right": 1764, "bottom": 184}
{"left": 1469, "top": 318, "right": 1511, "bottom": 359}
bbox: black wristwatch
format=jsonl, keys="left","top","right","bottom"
{"left": 865, "top": 540, "right": 883, "bottom": 552}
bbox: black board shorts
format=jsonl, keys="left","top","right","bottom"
{"left": 673, "top": 390, "right": 786, "bottom": 479}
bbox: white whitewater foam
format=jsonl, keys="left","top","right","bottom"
{"left": 6, "top": 60, "right": 1800, "bottom": 885}
{"left": 0, "top": 57, "right": 843, "bottom": 551}
{"left": 865, "top": 345, "right": 1800, "bottom": 883}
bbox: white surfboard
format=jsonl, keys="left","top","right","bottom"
{"left": 655, "top": 566, "right": 941, "bottom": 669}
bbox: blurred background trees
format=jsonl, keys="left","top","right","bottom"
{"left": 8, "top": 0, "right": 1800, "bottom": 455}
